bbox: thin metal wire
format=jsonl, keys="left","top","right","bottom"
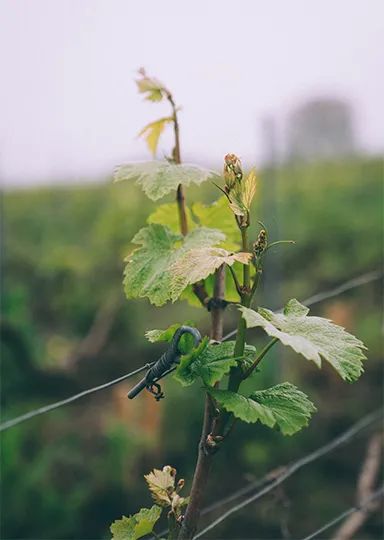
{"left": 300, "top": 269, "right": 383, "bottom": 308}
{"left": 221, "top": 269, "right": 383, "bottom": 342}
{"left": 154, "top": 470, "right": 280, "bottom": 540}
{"left": 201, "top": 470, "right": 275, "bottom": 516}
{"left": 194, "top": 409, "right": 383, "bottom": 539}
{"left": 301, "top": 486, "right": 384, "bottom": 540}
{"left": 1, "top": 269, "right": 382, "bottom": 433}
{"left": 0, "top": 362, "right": 155, "bottom": 432}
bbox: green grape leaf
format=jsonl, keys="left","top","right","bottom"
{"left": 209, "top": 382, "right": 316, "bottom": 435}
{"left": 170, "top": 248, "right": 251, "bottom": 299}
{"left": 145, "top": 322, "right": 197, "bottom": 354}
{"left": 209, "top": 388, "right": 274, "bottom": 425}
{"left": 123, "top": 224, "right": 225, "bottom": 306}
{"left": 239, "top": 299, "right": 367, "bottom": 382}
{"left": 145, "top": 324, "right": 182, "bottom": 343}
{"left": 174, "top": 340, "right": 256, "bottom": 387}
{"left": 250, "top": 383, "right": 317, "bottom": 435}
{"left": 192, "top": 196, "right": 240, "bottom": 249}
{"left": 173, "top": 337, "right": 210, "bottom": 386}
{"left": 138, "top": 117, "right": 173, "bottom": 156}
{"left": 110, "top": 505, "right": 162, "bottom": 540}
{"left": 147, "top": 203, "right": 195, "bottom": 232}
{"left": 114, "top": 162, "right": 219, "bottom": 201}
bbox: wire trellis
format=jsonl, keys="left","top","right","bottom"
{"left": 193, "top": 409, "right": 383, "bottom": 539}
{"left": 154, "top": 408, "right": 382, "bottom": 540}
{"left": 301, "top": 486, "right": 383, "bottom": 540}
{"left": 0, "top": 362, "right": 155, "bottom": 432}
{"left": 0, "top": 269, "right": 382, "bottom": 433}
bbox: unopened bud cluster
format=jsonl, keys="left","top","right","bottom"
{"left": 253, "top": 229, "right": 267, "bottom": 257}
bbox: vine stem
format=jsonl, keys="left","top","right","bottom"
{"left": 169, "top": 92, "right": 209, "bottom": 307}
{"left": 211, "top": 264, "right": 226, "bottom": 341}
{"left": 218, "top": 223, "right": 263, "bottom": 436}
{"left": 168, "top": 514, "right": 180, "bottom": 540}
{"left": 228, "top": 227, "right": 251, "bottom": 393}
{"left": 240, "top": 228, "right": 250, "bottom": 294}
{"left": 167, "top": 92, "right": 188, "bottom": 237}
{"left": 176, "top": 184, "right": 188, "bottom": 237}
{"left": 178, "top": 266, "right": 225, "bottom": 540}
{"left": 169, "top": 90, "right": 223, "bottom": 538}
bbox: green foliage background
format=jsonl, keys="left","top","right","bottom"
{"left": 1, "top": 157, "right": 382, "bottom": 539}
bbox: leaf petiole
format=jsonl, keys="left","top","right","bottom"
{"left": 227, "top": 265, "right": 242, "bottom": 297}
{"left": 242, "top": 337, "right": 279, "bottom": 380}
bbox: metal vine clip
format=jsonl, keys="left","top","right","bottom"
{"left": 127, "top": 326, "right": 202, "bottom": 401}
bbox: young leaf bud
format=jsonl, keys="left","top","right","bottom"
{"left": 135, "top": 68, "right": 167, "bottom": 102}
{"left": 163, "top": 465, "right": 177, "bottom": 477}
{"left": 224, "top": 153, "right": 243, "bottom": 192}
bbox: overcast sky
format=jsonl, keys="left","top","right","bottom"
{"left": 1, "top": 0, "right": 383, "bottom": 186}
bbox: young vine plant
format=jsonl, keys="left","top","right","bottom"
{"left": 110, "top": 69, "right": 367, "bottom": 540}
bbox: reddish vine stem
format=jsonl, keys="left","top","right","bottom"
{"left": 178, "top": 266, "right": 226, "bottom": 540}
{"left": 167, "top": 91, "right": 188, "bottom": 236}
{"left": 169, "top": 90, "right": 224, "bottom": 538}
{"left": 169, "top": 91, "right": 209, "bottom": 307}
{"left": 176, "top": 184, "right": 188, "bottom": 236}
{"left": 211, "top": 264, "right": 226, "bottom": 341}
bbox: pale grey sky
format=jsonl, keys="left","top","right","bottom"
{"left": 1, "top": 0, "right": 383, "bottom": 186}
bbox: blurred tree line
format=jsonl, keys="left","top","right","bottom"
{"left": 1, "top": 157, "right": 382, "bottom": 539}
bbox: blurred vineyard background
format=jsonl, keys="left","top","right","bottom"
{"left": 1, "top": 154, "right": 382, "bottom": 539}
